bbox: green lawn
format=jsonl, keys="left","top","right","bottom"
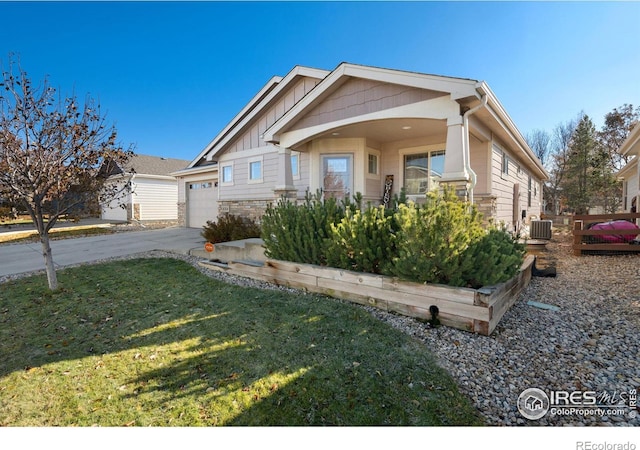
{"left": 0, "top": 258, "right": 484, "bottom": 426}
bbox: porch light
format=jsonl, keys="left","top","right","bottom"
{"left": 402, "top": 126, "right": 412, "bottom": 130}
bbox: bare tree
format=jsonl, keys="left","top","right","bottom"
{"left": 525, "top": 129, "right": 552, "bottom": 168}
{"left": 0, "top": 57, "right": 134, "bottom": 290}
{"left": 545, "top": 116, "right": 580, "bottom": 214}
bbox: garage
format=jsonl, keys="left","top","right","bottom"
{"left": 186, "top": 180, "right": 218, "bottom": 228}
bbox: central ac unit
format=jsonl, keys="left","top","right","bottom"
{"left": 530, "top": 220, "right": 552, "bottom": 240}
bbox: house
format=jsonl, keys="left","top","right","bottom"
{"left": 173, "top": 63, "right": 548, "bottom": 230}
{"left": 617, "top": 122, "right": 640, "bottom": 213}
{"left": 101, "top": 154, "right": 190, "bottom": 223}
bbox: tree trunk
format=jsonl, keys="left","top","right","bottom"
{"left": 40, "top": 232, "right": 58, "bottom": 290}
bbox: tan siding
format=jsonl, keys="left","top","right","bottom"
{"left": 294, "top": 151, "right": 311, "bottom": 196}
{"left": 490, "top": 144, "right": 544, "bottom": 228}
{"left": 225, "top": 76, "right": 321, "bottom": 154}
{"left": 219, "top": 150, "right": 279, "bottom": 201}
{"left": 366, "top": 178, "right": 381, "bottom": 200}
{"left": 292, "top": 79, "right": 446, "bottom": 131}
{"left": 469, "top": 137, "right": 489, "bottom": 194}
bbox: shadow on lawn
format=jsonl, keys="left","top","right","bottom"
{"left": 0, "top": 258, "right": 481, "bottom": 426}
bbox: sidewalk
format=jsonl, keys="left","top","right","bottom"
{"left": 0, "top": 218, "right": 119, "bottom": 237}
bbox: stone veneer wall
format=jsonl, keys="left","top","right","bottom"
{"left": 219, "top": 200, "right": 270, "bottom": 223}
{"left": 177, "top": 202, "right": 186, "bottom": 227}
{"left": 474, "top": 193, "right": 498, "bottom": 226}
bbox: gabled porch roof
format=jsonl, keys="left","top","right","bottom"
{"left": 262, "top": 62, "right": 547, "bottom": 180}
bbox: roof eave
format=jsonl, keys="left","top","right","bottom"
{"left": 619, "top": 122, "right": 640, "bottom": 157}
{"left": 480, "top": 81, "right": 549, "bottom": 180}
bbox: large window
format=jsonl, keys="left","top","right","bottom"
{"left": 403, "top": 150, "right": 445, "bottom": 195}
{"left": 321, "top": 154, "right": 352, "bottom": 200}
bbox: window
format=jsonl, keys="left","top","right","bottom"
{"left": 403, "top": 150, "right": 445, "bottom": 195}
{"left": 221, "top": 163, "right": 233, "bottom": 185}
{"left": 321, "top": 154, "right": 352, "bottom": 200}
{"left": 528, "top": 176, "right": 532, "bottom": 207}
{"left": 189, "top": 182, "right": 212, "bottom": 190}
{"left": 291, "top": 152, "right": 300, "bottom": 180}
{"left": 248, "top": 157, "right": 263, "bottom": 183}
{"left": 368, "top": 153, "right": 378, "bottom": 175}
{"left": 502, "top": 152, "right": 509, "bottom": 176}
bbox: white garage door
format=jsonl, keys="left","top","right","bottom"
{"left": 187, "top": 181, "right": 218, "bottom": 228}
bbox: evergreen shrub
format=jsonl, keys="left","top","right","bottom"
{"left": 260, "top": 191, "right": 349, "bottom": 265}
{"left": 261, "top": 188, "right": 526, "bottom": 288}
{"left": 327, "top": 204, "right": 397, "bottom": 274}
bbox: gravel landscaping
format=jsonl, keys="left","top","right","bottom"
{"left": 367, "top": 230, "right": 640, "bottom": 427}
{"left": 2, "top": 228, "right": 638, "bottom": 426}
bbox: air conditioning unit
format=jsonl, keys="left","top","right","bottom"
{"left": 530, "top": 220, "right": 552, "bottom": 240}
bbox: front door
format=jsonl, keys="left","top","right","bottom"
{"left": 321, "top": 154, "right": 353, "bottom": 200}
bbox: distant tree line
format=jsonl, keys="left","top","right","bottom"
{"left": 525, "top": 104, "right": 639, "bottom": 215}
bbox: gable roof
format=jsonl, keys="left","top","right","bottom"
{"left": 187, "top": 65, "right": 330, "bottom": 168}
{"left": 108, "top": 154, "right": 190, "bottom": 177}
{"left": 185, "top": 62, "right": 547, "bottom": 179}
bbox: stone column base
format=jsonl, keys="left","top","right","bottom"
{"left": 439, "top": 179, "right": 470, "bottom": 202}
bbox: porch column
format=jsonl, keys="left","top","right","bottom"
{"left": 273, "top": 145, "right": 297, "bottom": 200}
{"left": 440, "top": 115, "right": 470, "bottom": 200}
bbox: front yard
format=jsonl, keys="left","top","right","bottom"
{"left": 0, "top": 257, "right": 483, "bottom": 426}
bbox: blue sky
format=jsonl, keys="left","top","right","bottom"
{"left": 1, "top": 1, "right": 639, "bottom": 162}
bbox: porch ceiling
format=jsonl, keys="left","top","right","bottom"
{"left": 294, "top": 118, "right": 444, "bottom": 148}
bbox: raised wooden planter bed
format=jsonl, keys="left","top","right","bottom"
{"left": 200, "top": 255, "right": 535, "bottom": 336}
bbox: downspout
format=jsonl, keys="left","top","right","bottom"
{"left": 462, "top": 93, "right": 487, "bottom": 205}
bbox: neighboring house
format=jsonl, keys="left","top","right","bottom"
{"left": 101, "top": 154, "right": 189, "bottom": 223}
{"left": 617, "top": 123, "right": 640, "bottom": 213}
{"left": 173, "top": 63, "right": 548, "bottom": 230}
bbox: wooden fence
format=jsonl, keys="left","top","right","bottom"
{"left": 572, "top": 213, "right": 640, "bottom": 256}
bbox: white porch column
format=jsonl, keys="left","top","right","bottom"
{"left": 273, "top": 145, "right": 297, "bottom": 199}
{"left": 440, "top": 115, "right": 470, "bottom": 199}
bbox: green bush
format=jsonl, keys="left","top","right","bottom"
{"left": 261, "top": 188, "right": 525, "bottom": 288}
{"left": 260, "top": 191, "right": 350, "bottom": 265}
{"left": 458, "top": 228, "right": 526, "bottom": 289}
{"left": 201, "top": 214, "right": 261, "bottom": 244}
{"left": 388, "top": 188, "right": 484, "bottom": 285}
{"left": 327, "top": 204, "right": 397, "bottom": 274}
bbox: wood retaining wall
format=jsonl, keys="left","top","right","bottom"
{"left": 200, "top": 255, "right": 535, "bottom": 336}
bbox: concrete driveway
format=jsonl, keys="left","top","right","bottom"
{"left": 0, "top": 227, "right": 205, "bottom": 278}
